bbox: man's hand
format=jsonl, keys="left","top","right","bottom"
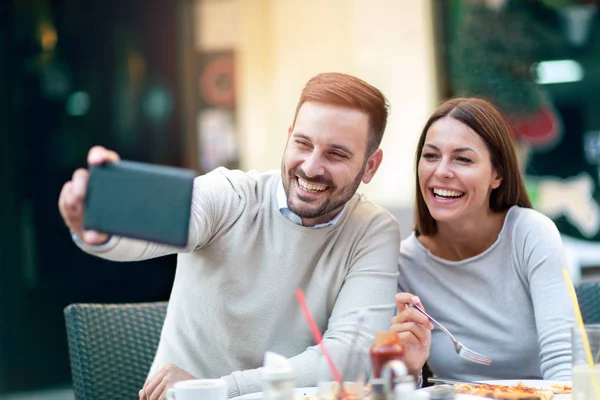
{"left": 390, "top": 292, "right": 433, "bottom": 376}
{"left": 139, "top": 363, "right": 195, "bottom": 400}
{"left": 58, "top": 146, "right": 120, "bottom": 245}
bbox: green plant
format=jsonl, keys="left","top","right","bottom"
{"left": 540, "top": 0, "right": 599, "bottom": 9}
{"left": 449, "top": 0, "right": 565, "bottom": 118}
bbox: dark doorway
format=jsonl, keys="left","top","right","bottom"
{"left": 1, "top": 0, "right": 191, "bottom": 393}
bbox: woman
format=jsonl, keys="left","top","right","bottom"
{"left": 392, "top": 97, "right": 574, "bottom": 383}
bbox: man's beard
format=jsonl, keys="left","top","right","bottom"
{"left": 284, "top": 163, "right": 366, "bottom": 220}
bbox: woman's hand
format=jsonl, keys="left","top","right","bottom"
{"left": 390, "top": 292, "right": 433, "bottom": 376}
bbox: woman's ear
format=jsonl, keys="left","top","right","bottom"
{"left": 491, "top": 170, "right": 503, "bottom": 189}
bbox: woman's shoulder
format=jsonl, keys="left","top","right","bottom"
{"left": 505, "top": 206, "right": 561, "bottom": 243}
{"left": 506, "top": 206, "right": 558, "bottom": 231}
{"left": 399, "top": 232, "right": 427, "bottom": 260}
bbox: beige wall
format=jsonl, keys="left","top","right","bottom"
{"left": 196, "top": 0, "right": 439, "bottom": 209}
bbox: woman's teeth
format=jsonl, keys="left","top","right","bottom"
{"left": 433, "top": 188, "right": 464, "bottom": 198}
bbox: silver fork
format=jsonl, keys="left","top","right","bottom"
{"left": 411, "top": 303, "right": 492, "bottom": 366}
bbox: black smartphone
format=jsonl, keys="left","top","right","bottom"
{"left": 83, "top": 160, "right": 196, "bottom": 247}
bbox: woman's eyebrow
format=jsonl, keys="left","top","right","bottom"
{"left": 424, "top": 143, "right": 475, "bottom": 153}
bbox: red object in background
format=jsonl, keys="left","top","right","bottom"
{"left": 510, "top": 106, "right": 560, "bottom": 148}
{"left": 370, "top": 331, "right": 405, "bottom": 378}
{"left": 199, "top": 55, "right": 236, "bottom": 108}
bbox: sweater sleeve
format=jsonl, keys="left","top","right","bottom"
{"left": 220, "top": 211, "right": 401, "bottom": 398}
{"left": 514, "top": 209, "right": 575, "bottom": 381}
{"left": 73, "top": 167, "right": 245, "bottom": 262}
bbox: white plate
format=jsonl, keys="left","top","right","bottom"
{"left": 422, "top": 395, "right": 485, "bottom": 400}
{"left": 232, "top": 381, "right": 572, "bottom": 400}
{"left": 419, "top": 386, "right": 497, "bottom": 399}
{"left": 231, "top": 387, "right": 318, "bottom": 400}
{"left": 234, "top": 387, "right": 483, "bottom": 400}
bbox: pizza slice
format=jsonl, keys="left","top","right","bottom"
{"left": 548, "top": 383, "right": 572, "bottom": 394}
{"left": 452, "top": 382, "right": 495, "bottom": 398}
{"left": 453, "top": 381, "right": 555, "bottom": 400}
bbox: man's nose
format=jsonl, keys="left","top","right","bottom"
{"left": 301, "top": 152, "right": 325, "bottom": 177}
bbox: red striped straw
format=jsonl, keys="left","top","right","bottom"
{"left": 295, "top": 289, "right": 348, "bottom": 400}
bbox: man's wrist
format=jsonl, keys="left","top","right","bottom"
{"left": 70, "top": 229, "right": 117, "bottom": 251}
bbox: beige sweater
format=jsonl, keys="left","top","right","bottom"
{"left": 77, "top": 168, "right": 400, "bottom": 397}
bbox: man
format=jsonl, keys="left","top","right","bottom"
{"left": 58, "top": 72, "right": 400, "bottom": 399}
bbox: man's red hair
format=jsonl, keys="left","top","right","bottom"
{"left": 292, "top": 72, "right": 389, "bottom": 155}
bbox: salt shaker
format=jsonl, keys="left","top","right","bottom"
{"left": 393, "top": 375, "right": 416, "bottom": 399}
{"left": 393, "top": 374, "right": 433, "bottom": 400}
{"left": 427, "top": 385, "right": 455, "bottom": 400}
{"left": 370, "top": 378, "right": 387, "bottom": 400}
{"left": 261, "top": 352, "right": 294, "bottom": 400}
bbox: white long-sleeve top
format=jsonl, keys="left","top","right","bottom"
{"left": 398, "top": 206, "right": 575, "bottom": 381}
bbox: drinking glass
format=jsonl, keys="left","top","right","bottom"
{"left": 572, "top": 324, "right": 600, "bottom": 400}
{"left": 317, "top": 304, "right": 395, "bottom": 400}
{"left": 317, "top": 344, "right": 367, "bottom": 400}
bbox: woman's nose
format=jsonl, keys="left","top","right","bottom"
{"left": 434, "top": 160, "right": 454, "bottom": 179}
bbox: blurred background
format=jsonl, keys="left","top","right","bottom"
{"left": 1, "top": 0, "right": 599, "bottom": 398}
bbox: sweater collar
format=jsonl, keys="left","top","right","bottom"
{"left": 276, "top": 176, "right": 346, "bottom": 228}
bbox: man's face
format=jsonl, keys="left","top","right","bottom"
{"left": 281, "top": 101, "right": 382, "bottom": 227}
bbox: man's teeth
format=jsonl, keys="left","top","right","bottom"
{"left": 299, "top": 178, "right": 327, "bottom": 192}
{"left": 433, "top": 188, "right": 464, "bottom": 198}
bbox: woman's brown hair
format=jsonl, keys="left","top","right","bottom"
{"left": 414, "top": 97, "right": 532, "bottom": 236}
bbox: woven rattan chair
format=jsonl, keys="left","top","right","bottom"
{"left": 64, "top": 302, "right": 168, "bottom": 400}
{"left": 576, "top": 281, "right": 600, "bottom": 324}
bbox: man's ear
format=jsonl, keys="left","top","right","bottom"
{"left": 361, "top": 148, "right": 383, "bottom": 184}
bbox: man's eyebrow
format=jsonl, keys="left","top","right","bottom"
{"left": 330, "top": 144, "right": 354, "bottom": 157}
{"left": 293, "top": 133, "right": 355, "bottom": 157}
{"left": 292, "top": 133, "right": 309, "bottom": 141}
{"left": 424, "top": 143, "right": 476, "bottom": 153}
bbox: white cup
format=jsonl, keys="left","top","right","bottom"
{"left": 166, "top": 378, "right": 227, "bottom": 400}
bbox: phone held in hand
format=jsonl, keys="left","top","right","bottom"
{"left": 83, "top": 160, "right": 195, "bottom": 247}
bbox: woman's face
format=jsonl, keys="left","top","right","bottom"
{"left": 418, "top": 116, "right": 503, "bottom": 225}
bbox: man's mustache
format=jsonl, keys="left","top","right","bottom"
{"left": 293, "top": 168, "right": 333, "bottom": 187}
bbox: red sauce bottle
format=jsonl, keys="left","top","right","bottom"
{"left": 369, "top": 331, "right": 405, "bottom": 378}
